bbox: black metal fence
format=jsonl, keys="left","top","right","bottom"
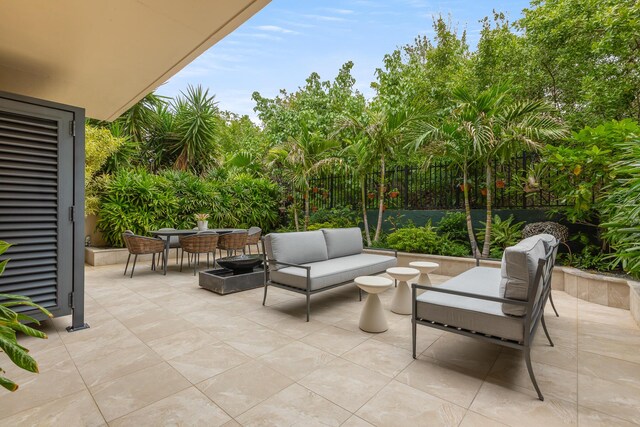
{"left": 308, "top": 152, "right": 565, "bottom": 211}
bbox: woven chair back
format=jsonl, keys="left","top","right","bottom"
{"left": 180, "top": 233, "right": 219, "bottom": 253}
{"left": 246, "top": 227, "right": 262, "bottom": 245}
{"left": 125, "top": 234, "right": 165, "bottom": 255}
{"left": 217, "top": 231, "right": 248, "bottom": 250}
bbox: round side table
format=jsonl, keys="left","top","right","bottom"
{"left": 355, "top": 276, "right": 393, "bottom": 333}
{"left": 386, "top": 267, "right": 420, "bottom": 315}
{"left": 409, "top": 261, "right": 439, "bottom": 286}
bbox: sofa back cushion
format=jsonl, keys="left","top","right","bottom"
{"left": 321, "top": 228, "right": 364, "bottom": 259}
{"left": 264, "top": 231, "right": 328, "bottom": 268}
{"left": 499, "top": 237, "right": 547, "bottom": 316}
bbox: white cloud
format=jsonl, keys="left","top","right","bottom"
{"left": 302, "top": 14, "right": 348, "bottom": 22}
{"left": 322, "top": 8, "right": 355, "bottom": 15}
{"left": 255, "top": 25, "right": 299, "bottom": 34}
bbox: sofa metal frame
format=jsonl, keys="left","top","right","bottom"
{"left": 411, "top": 242, "right": 559, "bottom": 401}
{"left": 261, "top": 239, "right": 397, "bottom": 321}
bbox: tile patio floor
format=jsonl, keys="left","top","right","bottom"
{"left": 1, "top": 262, "right": 640, "bottom": 426}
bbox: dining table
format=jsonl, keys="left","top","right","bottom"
{"left": 150, "top": 228, "right": 245, "bottom": 275}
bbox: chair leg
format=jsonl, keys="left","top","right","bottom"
{"left": 262, "top": 283, "right": 269, "bottom": 306}
{"left": 151, "top": 253, "right": 155, "bottom": 270}
{"left": 124, "top": 254, "right": 131, "bottom": 276}
{"left": 358, "top": 287, "right": 362, "bottom": 301}
{"left": 248, "top": 245, "right": 251, "bottom": 255}
{"left": 525, "top": 347, "right": 544, "bottom": 401}
{"left": 549, "top": 292, "right": 559, "bottom": 317}
{"left": 130, "top": 254, "right": 138, "bottom": 278}
{"left": 306, "top": 292, "right": 311, "bottom": 322}
{"left": 180, "top": 251, "right": 185, "bottom": 272}
{"left": 193, "top": 253, "right": 199, "bottom": 276}
{"left": 176, "top": 248, "right": 179, "bottom": 265}
{"left": 412, "top": 317, "right": 417, "bottom": 359}
{"left": 207, "top": 252, "right": 210, "bottom": 268}
{"left": 541, "top": 315, "right": 554, "bottom": 347}
{"left": 256, "top": 243, "right": 260, "bottom": 254}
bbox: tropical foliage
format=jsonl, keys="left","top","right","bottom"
{"left": 0, "top": 241, "right": 52, "bottom": 392}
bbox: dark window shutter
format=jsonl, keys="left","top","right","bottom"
{"left": 0, "top": 108, "right": 72, "bottom": 313}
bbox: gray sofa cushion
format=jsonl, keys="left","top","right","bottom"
{"left": 264, "top": 231, "right": 328, "bottom": 269}
{"left": 500, "top": 237, "right": 546, "bottom": 316}
{"left": 322, "top": 228, "right": 364, "bottom": 259}
{"left": 416, "top": 267, "right": 524, "bottom": 342}
{"left": 270, "top": 253, "right": 397, "bottom": 291}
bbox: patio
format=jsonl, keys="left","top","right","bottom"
{"left": 1, "top": 263, "right": 639, "bottom": 426}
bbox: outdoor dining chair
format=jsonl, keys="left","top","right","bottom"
{"left": 245, "top": 226, "right": 262, "bottom": 254}
{"left": 179, "top": 232, "right": 219, "bottom": 275}
{"left": 217, "top": 230, "right": 248, "bottom": 257}
{"left": 122, "top": 231, "right": 166, "bottom": 278}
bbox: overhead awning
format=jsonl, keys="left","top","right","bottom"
{"left": 0, "top": 0, "right": 270, "bottom": 120}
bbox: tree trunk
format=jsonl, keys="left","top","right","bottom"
{"left": 293, "top": 191, "right": 300, "bottom": 232}
{"left": 304, "top": 188, "right": 310, "bottom": 231}
{"left": 481, "top": 162, "right": 493, "bottom": 258}
{"left": 463, "top": 165, "right": 479, "bottom": 258}
{"left": 374, "top": 155, "right": 385, "bottom": 242}
{"left": 361, "top": 175, "right": 372, "bottom": 246}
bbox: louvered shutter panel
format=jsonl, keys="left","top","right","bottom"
{"left": 0, "top": 105, "right": 74, "bottom": 315}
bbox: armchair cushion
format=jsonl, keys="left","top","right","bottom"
{"left": 416, "top": 267, "right": 524, "bottom": 341}
{"left": 321, "top": 227, "right": 364, "bottom": 259}
{"left": 500, "top": 237, "right": 546, "bottom": 316}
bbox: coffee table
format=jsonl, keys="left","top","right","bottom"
{"left": 354, "top": 276, "right": 393, "bottom": 333}
{"left": 409, "top": 261, "right": 439, "bottom": 286}
{"left": 387, "top": 267, "right": 420, "bottom": 315}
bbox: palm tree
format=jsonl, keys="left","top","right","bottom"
{"left": 116, "top": 92, "right": 166, "bottom": 143}
{"left": 411, "top": 84, "right": 568, "bottom": 257}
{"left": 339, "top": 107, "right": 415, "bottom": 242}
{"left": 340, "top": 137, "right": 375, "bottom": 245}
{"left": 268, "top": 123, "right": 340, "bottom": 231}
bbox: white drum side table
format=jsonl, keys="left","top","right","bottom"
{"left": 409, "top": 261, "right": 439, "bottom": 286}
{"left": 355, "top": 276, "right": 393, "bottom": 333}
{"left": 386, "top": 267, "right": 420, "bottom": 315}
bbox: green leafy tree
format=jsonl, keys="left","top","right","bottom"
{"left": 84, "top": 124, "right": 125, "bottom": 215}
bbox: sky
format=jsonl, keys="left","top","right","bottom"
{"left": 157, "top": 0, "right": 531, "bottom": 120}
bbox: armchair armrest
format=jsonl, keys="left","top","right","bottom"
{"left": 266, "top": 259, "right": 311, "bottom": 271}
{"left": 411, "top": 283, "right": 528, "bottom": 306}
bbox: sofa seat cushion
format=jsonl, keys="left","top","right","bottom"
{"left": 500, "top": 237, "right": 547, "bottom": 316}
{"left": 416, "top": 267, "right": 524, "bottom": 342}
{"left": 322, "top": 228, "right": 364, "bottom": 259}
{"left": 264, "top": 230, "right": 328, "bottom": 268}
{"left": 270, "top": 253, "right": 397, "bottom": 291}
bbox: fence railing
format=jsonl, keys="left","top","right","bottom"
{"left": 308, "top": 152, "right": 565, "bottom": 211}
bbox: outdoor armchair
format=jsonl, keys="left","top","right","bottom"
{"left": 179, "top": 232, "right": 219, "bottom": 276}
{"left": 217, "top": 230, "right": 248, "bottom": 257}
{"left": 245, "top": 226, "right": 262, "bottom": 254}
{"left": 122, "top": 231, "right": 166, "bottom": 278}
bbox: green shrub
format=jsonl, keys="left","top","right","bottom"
{"left": 309, "top": 207, "right": 358, "bottom": 228}
{"left": 437, "top": 234, "right": 472, "bottom": 257}
{"left": 558, "top": 245, "right": 614, "bottom": 272}
{"left": 476, "top": 215, "right": 524, "bottom": 259}
{"left": 386, "top": 223, "right": 440, "bottom": 254}
{"left": 437, "top": 212, "right": 468, "bottom": 242}
{"left": 96, "top": 169, "right": 281, "bottom": 247}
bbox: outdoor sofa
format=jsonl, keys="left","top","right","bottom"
{"left": 262, "top": 227, "right": 397, "bottom": 321}
{"left": 411, "top": 234, "right": 559, "bottom": 401}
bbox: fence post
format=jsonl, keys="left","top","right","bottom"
{"left": 522, "top": 152, "right": 527, "bottom": 209}
{"left": 329, "top": 175, "right": 334, "bottom": 209}
{"left": 403, "top": 166, "right": 409, "bottom": 209}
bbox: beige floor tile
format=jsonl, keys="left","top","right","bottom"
{"left": 577, "top": 300, "right": 638, "bottom": 329}
{"left": 128, "top": 316, "right": 199, "bottom": 343}
{"left": 168, "top": 342, "right": 250, "bottom": 384}
{"left": 396, "top": 355, "right": 484, "bottom": 408}
{"left": 341, "top": 415, "right": 375, "bottom": 427}
{"left": 356, "top": 380, "right": 466, "bottom": 427}
{"left": 61, "top": 318, "right": 141, "bottom": 358}
{"left": 488, "top": 352, "right": 578, "bottom": 402}
{"left": 371, "top": 316, "right": 441, "bottom": 354}
{"left": 421, "top": 334, "right": 501, "bottom": 375}
{"left": 90, "top": 362, "right": 191, "bottom": 421}
{"left": 470, "top": 381, "right": 577, "bottom": 427}
{"left": 578, "top": 373, "right": 640, "bottom": 424}
{"left": 0, "top": 357, "right": 86, "bottom": 419}
{"left": 197, "top": 360, "right": 293, "bottom": 417}
{"left": 578, "top": 350, "right": 640, "bottom": 389}
{"left": 0, "top": 389, "right": 105, "bottom": 427}
{"left": 202, "top": 316, "right": 264, "bottom": 341}
{"left": 236, "top": 383, "right": 351, "bottom": 427}
{"left": 73, "top": 340, "right": 162, "bottom": 387}
{"left": 578, "top": 321, "right": 640, "bottom": 364}
{"left": 300, "top": 325, "right": 369, "bottom": 356}
{"left": 577, "top": 406, "right": 638, "bottom": 427}
{"left": 502, "top": 344, "right": 577, "bottom": 372}
{"left": 299, "top": 358, "right": 390, "bottom": 412}
{"left": 264, "top": 316, "right": 329, "bottom": 339}
{"left": 222, "top": 325, "right": 292, "bottom": 357}
{"left": 459, "top": 410, "right": 508, "bottom": 426}
{"left": 146, "top": 328, "right": 218, "bottom": 360}
{"left": 109, "top": 387, "right": 230, "bottom": 427}
{"left": 342, "top": 339, "right": 414, "bottom": 378}
{"left": 221, "top": 420, "right": 242, "bottom": 427}
{"left": 258, "top": 341, "right": 335, "bottom": 381}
